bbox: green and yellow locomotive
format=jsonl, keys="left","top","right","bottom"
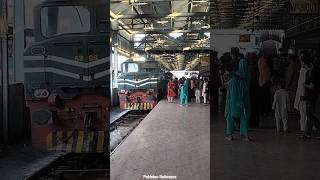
{"left": 23, "top": 0, "right": 109, "bottom": 153}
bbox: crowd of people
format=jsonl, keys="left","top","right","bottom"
{"left": 166, "top": 76, "right": 209, "bottom": 106}
{"left": 212, "top": 47, "right": 320, "bottom": 141}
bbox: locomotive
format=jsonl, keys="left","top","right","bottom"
{"left": 23, "top": 0, "right": 109, "bottom": 153}
{"left": 117, "top": 59, "right": 168, "bottom": 110}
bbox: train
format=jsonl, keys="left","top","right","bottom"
{"left": 117, "top": 59, "right": 169, "bottom": 110}
{"left": 23, "top": 0, "right": 109, "bottom": 153}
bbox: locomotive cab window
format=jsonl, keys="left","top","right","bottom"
{"left": 122, "top": 63, "right": 139, "bottom": 73}
{"left": 41, "top": 6, "right": 90, "bottom": 37}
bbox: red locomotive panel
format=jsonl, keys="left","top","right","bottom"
{"left": 118, "top": 90, "right": 158, "bottom": 110}
{"left": 29, "top": 95, "right": 109, "bottom": 152}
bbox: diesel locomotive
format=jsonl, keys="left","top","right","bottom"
{"left": 117, "top": 59, "right": 168, "bottom": 110}
{"left": 23, "top": 0, "right": 109, "bottom": 153}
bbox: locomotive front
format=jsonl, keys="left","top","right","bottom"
{"left": 23, "top": 0, "right": 109, "bottom": 153}
{"left": 117, "top": 60, "right": 161, "bottom": 110}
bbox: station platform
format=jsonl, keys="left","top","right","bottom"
{"left": 110, "top": 100, "right": 210, "bottom": 180}
{"left": 212, "top": 106, "right": 320, "bottom": 180}
{"left": 0, "top": 147, "right": 65, "bottom": 180}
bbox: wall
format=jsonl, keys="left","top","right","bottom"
{"left": 210, "top": 29, "right": 259, "bottom": 57}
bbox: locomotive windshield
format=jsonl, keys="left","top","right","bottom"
{"left": 122, "top": 63, "right": 139, "bottom": 73}
{"left": 41, "top": 6, "right": 90, "bottom": 37}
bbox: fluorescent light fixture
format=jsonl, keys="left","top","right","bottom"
{"left": 134, "top": 34, "right": 146, "bottom": 41}
{"left": 168, "top": 12, "right": 182, "bottom": 18}
{"left": 201, "top": 24, "right": 210, "bottom": 29}
{"left": 192, "top": 21, "right": 201, "bottom": 25}
{"left": 132, "top": 56, "right": 146, "bottom": 62}
{"left": 169, "top": 32, "right": 183, "bottom": 39}
{"left": 134, "top": 2, "right": 148, "bottom": 5}
{"left": 132, "top": 53, "right": 146, "bottom": 62}
{"left": 157, "top": 20, "right": 169, "bottom": 24}
{"left": 193, "top": 0, "right": 208, "bottom": 2}
{"left": 144, "top": 47, "right": 151, "bottom": 51}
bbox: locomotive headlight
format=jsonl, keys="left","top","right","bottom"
{"left": 120, "top": 89, "right": 125, "bottom": 93}
{"left": 34, "top": 89, "right": 50, "bottom": 98}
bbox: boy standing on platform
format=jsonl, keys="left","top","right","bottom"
{"left": 272, "top": 80, "right": 290, "bottom": 133}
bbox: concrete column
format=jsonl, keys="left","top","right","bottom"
{"left": 13, "top": 0, "right": 24, "bottom": 83}
{"left": 1, "top": 0, "right": 9, "bottom": 145}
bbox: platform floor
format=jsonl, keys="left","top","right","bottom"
{"left": 0, "top": 147, "right": 65, "bottom": 180}
{"left": 212, "top": 106, "right": 320, "bottom": 180}
{"left": 110, "top": 100, "right": 210, "bottom": 180}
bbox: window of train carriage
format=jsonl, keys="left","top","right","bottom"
{"left": 41, "top": 6, "right": 90, "bottom": 37}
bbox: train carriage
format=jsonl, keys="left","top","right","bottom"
{"left": 24, "top": 0, "right": 109, "bottom": 153}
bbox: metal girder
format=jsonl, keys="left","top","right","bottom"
{"left": 132, "top": 29, "right": 209, "bottom": 34}
{"left": 111, "top": 0, "right": 186, "bottom": 3}
{"left": 147, "top": 49, "right": 213, "bottom": 54}
{"left": 134, "top": 38, "right": 205, "bottom": 43}
{"left": 114, "top": 12, "right": 208, "bottom": 19}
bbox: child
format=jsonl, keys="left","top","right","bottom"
{"left": 167, "top": 79, "right": 176, "bottom": 103}
{"left": 202, "top": 78, "right": 209, "bottom": 104}
{"left": 272, "top": 80, "right": 290, "bottom": 133}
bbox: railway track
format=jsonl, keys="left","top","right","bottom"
{"left": 24, "top": 110, "right": 149, "bottom": 180}
{"left": 110, "top": 110, "right": 150, "bottom": 153}
{"left": 25, "top": 153, "right": 109, "bottom": 180}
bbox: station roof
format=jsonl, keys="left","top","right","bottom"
{"left": 109, "top": 0, "right": 308, "bottom": 70}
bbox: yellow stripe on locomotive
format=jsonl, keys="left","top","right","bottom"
{"left": 124, "top": 103, "right": 153, "bottom": 110}
{"left": 47, "top": 130, "right": 107, "bottom": 153}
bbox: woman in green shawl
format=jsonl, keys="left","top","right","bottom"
{"left": 180, "top": 79, "right": 189, "bottom": 106}
{"left": 225, "top": 58, "right": 251, "bottom": 141}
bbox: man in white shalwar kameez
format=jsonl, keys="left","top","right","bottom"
{"left": 272, "top": 81, "right": 290, "bottom": 132}
{"left": 294, "top": 65, "right": 308, "bottom": 132}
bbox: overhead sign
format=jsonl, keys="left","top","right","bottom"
{"left": 289, "top": 0, "right": 320, "bottom": 14}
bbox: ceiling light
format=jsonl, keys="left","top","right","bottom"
{"left": 204, "top": 32, "right": 210, "bottom": 37}
{"left": 168, "top": 12, "right": 181, "bottom": 18}
{"left": 192, "top": 21, "right": 201, "bottom": 25}
{"left": 201, "top": 24, "right": 210, "bottom": 29}
{"left": 157, "top": 20, "right": 169, "bottom": 24}
{"left": 193, "top": 0, "right": 208, "bottom": 2}
{"left": 135, "top": 2, "right": 148, "bottom": 5}
{"left": 132, "top": 53, "right": 146, "bottom": 61}
{"left": 169, "top": 32, "right": 183, "bottom": 39}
